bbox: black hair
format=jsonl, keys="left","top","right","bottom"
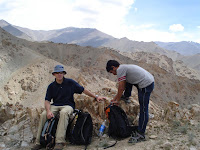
{"left": 106, "top": 60, "right": 120, "bottom": 72}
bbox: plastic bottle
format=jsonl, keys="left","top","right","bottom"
{"left": 98, "top": 120, "right": 106, "bottom": 137}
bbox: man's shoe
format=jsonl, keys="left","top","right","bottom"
{"left": 54, "top": 143, "right": 65, "bottom": 150}
{"left": 128, "top": 131, "right": 145, "bottom": 143}
{"left": 31, "top": 144, "right": 43, "bottom": 150}
{"left": 121, "top": 95, "right": 131, "bottom": 103}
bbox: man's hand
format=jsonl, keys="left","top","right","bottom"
{"left": 111, "top": 99, "right": 119, "bottom": 105}
{"left": 96, "top": 96, "right": 106, "bottom": 102}
{"left": 83, "top": 89, "right": 106, "bottom": 102}
{"left": 47, "top": 111, "right": 54, "bottom": 119}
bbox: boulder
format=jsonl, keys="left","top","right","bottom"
{"left": 190, "top": 104, "right": 200, "bottom": 120}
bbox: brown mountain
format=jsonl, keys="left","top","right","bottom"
{"left": 178, "top": 54, "right": 200, "bottom": 72}
{"left": 0, "top": 27, "right": 200, "bottom": 108}
{"left": 121, "top": 51, "right": 200, "bottom": 80}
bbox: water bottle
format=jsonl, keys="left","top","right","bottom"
{"left": 98, "top": 120, "right": 106, "bottom": 137}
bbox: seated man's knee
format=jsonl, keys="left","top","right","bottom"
{"left": 60, "top": 107, "right": 73, "bottom": 116}
{"left": 60, "top": 109, "right": 69, "bottom": 116}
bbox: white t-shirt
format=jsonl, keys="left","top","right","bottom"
{"left": 117, "top": 64, "right": 154, "bottom": 89}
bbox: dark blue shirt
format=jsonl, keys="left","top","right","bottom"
{"left": 45, "top": 78, "right": 84, "bottom": 109}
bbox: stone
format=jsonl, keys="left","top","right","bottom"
{"left": 190, "top": 104, "right": 200, "bottom": 120}
{"left": 168, "top": 101, "right": 179, "bottom": 110}
{"left": 7, "top": 125, "right": 18, "bottom": 134}
{"left": 190, "top": 146, "right": 197, "bottom": 150}
{"left": 5, "top": 136, "right": 11, "bottom": 142}
{"left": 149, "top": 135, "right": 157, "bottom": 139}
{"left": 0, "top": 142, "right": 6, "bottom": 148}
{"left": 190, "top": 120, "right": 197, "bottom": 125}
{"left": 149, "top": 113, "right": 155, "bottom": 119}
{"left": 21, "top": 141, "right": 29, "bottom": 147}
{"left": 161, "top": 141, "right": 173, "bottom": 150}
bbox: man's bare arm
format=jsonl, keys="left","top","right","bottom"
{"left": 45, "top": 100, "right": 54, "bottom": 119}
{"left": 83, "top": 89, "right": 106, "bottom": 102}
{"left": 112, "top": 80, "right": 126, "bottom": 103}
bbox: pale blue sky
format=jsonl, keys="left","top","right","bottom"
{"left": 0, "top": 0, "right": 200, "bottom": 42}
{"left": 127, "top": 0, "right": 200, "bottom": 31}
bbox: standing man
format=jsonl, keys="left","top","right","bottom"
{"left": 31, "top": 65, "right": 105, "bottom": 150}
{"left": 106, "top": 60, "right": 154, "bottom": 142}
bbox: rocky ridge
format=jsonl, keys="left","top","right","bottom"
{"left": 121, "top": 51, "right": 200, "bottom": 80}
{"left": 0, "top": 97, "right": 199, "bottom": 150}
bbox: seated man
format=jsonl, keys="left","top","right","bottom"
{"left": 31, "top": 65, "right": 105, "bottom": 150}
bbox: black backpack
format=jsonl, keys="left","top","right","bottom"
{"left": 40, "top": 116, "right": 59, "bottom": 150}
{"left": 105, "top": 105, "right": 133, "bottom": 138}
{"left": 69, "top": 110, "right": 93, "bottom": 146}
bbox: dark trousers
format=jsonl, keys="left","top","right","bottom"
{"left": 123, "top": 82, "right": 154, "bottom": 134}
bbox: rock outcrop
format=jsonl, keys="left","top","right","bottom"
{"left": 1, "top": 96, "right": 200, "bottom": 149}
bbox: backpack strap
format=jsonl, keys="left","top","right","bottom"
{"left": 44, "top": 118, "right": 55, "bottom": 140}
{"left": 41, "top": 121, "right": 49, "bottom": 136}
{"left": 103, "top": 140, "right": 117, "bottom": 149}
{"left": 80, "top": 114, "right": 88, "bottom": 143}
{"left": 69, "top": 109, "right": 79, "bottom": 124}
{"left": 82, "top": 113, "right": 91, "bottom": 150}
{"left": 49, "top": 118, "right": 55, "bottom": 131}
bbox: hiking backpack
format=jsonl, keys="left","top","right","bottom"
{"left": 69, "top": 110, "right": 93, "bottom": 146}
{"left": 105, "top": 105, "right": 133, "bottom": 138}
{"left": 40, "top": 116, "right": 59, "bottom": 150}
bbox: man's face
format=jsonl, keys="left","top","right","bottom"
{"left": 109, "top": 66, "right": 117, "bottom": 75}
{"left": 53, "top": 72, "right": 64, "bottom": 80}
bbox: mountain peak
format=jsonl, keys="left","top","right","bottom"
{"left": 0, "top": 19, "right": 10, "bottom": 27}
{"left": 120, "top": 37, "right": 129, "bottom": 40}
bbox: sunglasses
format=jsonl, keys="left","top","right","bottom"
{"left": 54, "top": 72, "right": 64, "bottom": 74}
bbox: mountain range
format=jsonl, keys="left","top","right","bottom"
{"left": 1, "top": 26, "right": 200, "bottom": 107}
{"left": 155, "top": 41, "right": 200, "bottom": 55}
{"left": 0, "top": 19, "right": 200, "bottom": 73}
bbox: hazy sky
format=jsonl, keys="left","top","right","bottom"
{"left": 0, "top": 0, "right": 200, "bottom": 42}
